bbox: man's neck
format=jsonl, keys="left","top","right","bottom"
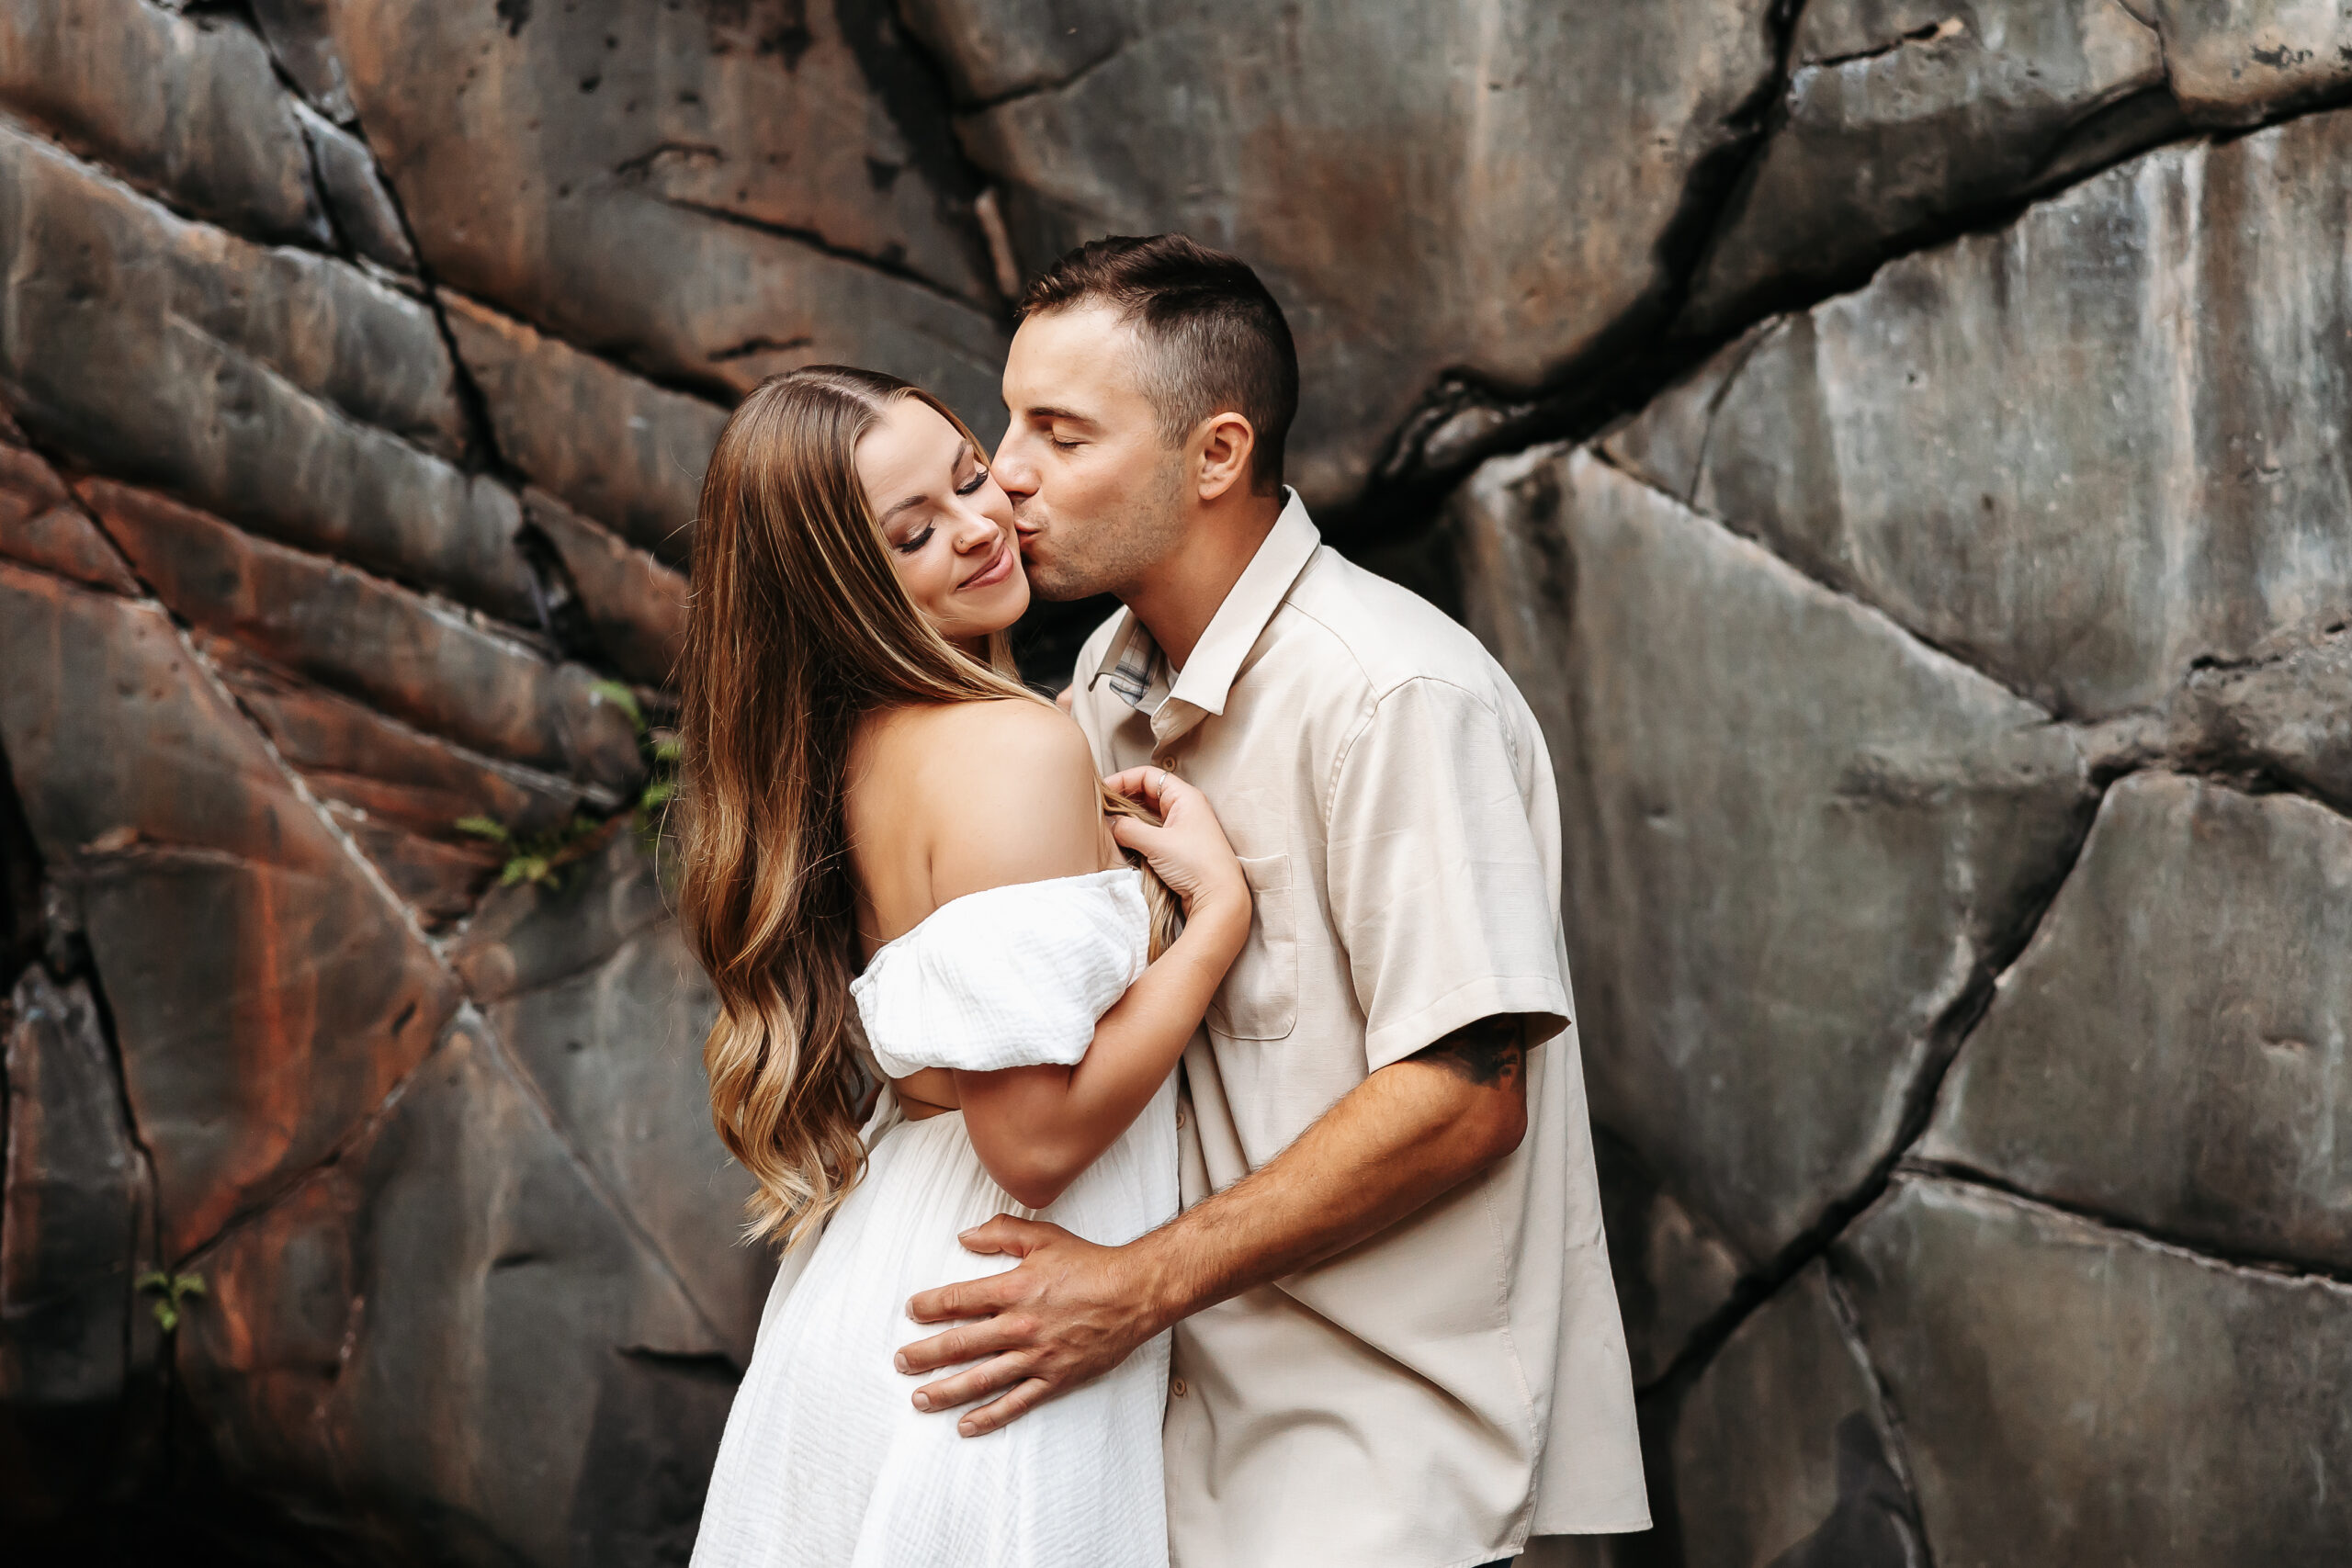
{"left": 1122, "top": 491, "right": 1284, "bottom": 671}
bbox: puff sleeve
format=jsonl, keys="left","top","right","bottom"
{"left": 850, "top": 868, "right": 1151, "bottom": 1079}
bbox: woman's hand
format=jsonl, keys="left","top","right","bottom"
{"left": 1102, "top": 767, "right": 1250, "bottom": 944}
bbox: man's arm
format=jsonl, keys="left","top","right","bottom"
{"left": 895, "top": 1014, "right": 1529, "bottom": 1436}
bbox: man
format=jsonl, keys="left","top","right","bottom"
{"left": 896, "top": 234, "right": 1648, "bottom": 1566}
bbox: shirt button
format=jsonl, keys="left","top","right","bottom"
{"left": 1175, "top": 1109, "right": 1188, "bottom": 1130}
{"left": 1171, "top": 1377, "right": 1188, "bottom": 1398}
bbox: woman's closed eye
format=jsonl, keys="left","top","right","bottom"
{"left": 955, "top": 464, "right": 990, "bottom": 498}
{"left": 894, "top": 523, "right": 935, "bottom": 555}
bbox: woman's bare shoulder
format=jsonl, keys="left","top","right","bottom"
{"left": 859, "top": 699, "right": 1102, "bottom": 899}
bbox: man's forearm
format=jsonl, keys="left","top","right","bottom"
{"left": 1131, "top": 1015, "right": 1530, "bottom": 1325}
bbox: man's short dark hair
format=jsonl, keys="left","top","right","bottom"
{"left": 1019, "top": 234, "right": 1299, "bottom": 495}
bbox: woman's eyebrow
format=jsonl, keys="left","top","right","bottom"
{"left": 877, "top": 491, "right": 929, "bottom": 524}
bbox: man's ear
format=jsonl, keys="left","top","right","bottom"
{"left": 1193, "top": 412, "right": 1259, "bottom": 503}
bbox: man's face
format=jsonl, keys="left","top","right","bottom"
{"left": 994, "top": 304, "right": 1187, "bottom": 602}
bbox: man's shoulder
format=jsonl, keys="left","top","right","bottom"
{"left": 1274, "top": 548, "right": 1520, "bottom": 712}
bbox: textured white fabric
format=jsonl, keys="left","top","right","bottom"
{"left": 693, "top": 872, "right": 1176, "bottom": 1568}
{"left": 852, "top": 868, "right": 1150, "bottom": 1079}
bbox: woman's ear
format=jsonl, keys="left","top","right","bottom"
{"left": 1193, "top": 411, "right": 1259, "bottom": 502}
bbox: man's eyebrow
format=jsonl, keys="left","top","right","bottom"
{"left": 1024, "top": 404, "right": 1098, "bottom": 426}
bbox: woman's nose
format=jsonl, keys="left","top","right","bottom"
{"left": 949, "top": 505, "right": 1001, "bottom": 550}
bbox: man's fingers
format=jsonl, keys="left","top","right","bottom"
{"left": 957, "top": 1376, "right": 1056, "bottom": 1438}
{"left": 893, "top": 1314, "right": 1035, "bottom": 1377}
{"left": 956, "top": 1213, "right": 1062, "bottom": 1257}
{"left": 905, "top": 1270, "right": 1021, "bottom": 1325}
{"left": 909, "top": 1351, "right": 1035, "bottom": 1416}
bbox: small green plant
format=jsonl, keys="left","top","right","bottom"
{"left": 456, "top": 812, "right": 602, "bottom": 886}
{"left": 589, "top": 680, "right": 681, "bottom": 848}
{"left": 453, "top": 682, "right": 678, "bottom": 887}
{"left": 137, "top": 1269, "right": 205, "bottom": 1333}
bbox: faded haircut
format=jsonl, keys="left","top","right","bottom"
{"left": 1019, "top": 234, "right": 1299, "bottom": 495}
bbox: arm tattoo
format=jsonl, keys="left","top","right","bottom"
{"left": 1408, "top": 1015, "right": 1526, "bottom": 1089}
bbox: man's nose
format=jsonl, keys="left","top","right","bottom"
{"left": 992, "top": 440, "right": 1039, "bottom": 502}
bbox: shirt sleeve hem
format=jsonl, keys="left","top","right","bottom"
{"left": 1363, "top": 976, "right": 1570, "bottom": 1073}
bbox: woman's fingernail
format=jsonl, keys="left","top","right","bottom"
{"left": 894, "top": 1352, "right": 910, "bottom": 1372}
{"left": 912, "top": 1392, "right": 932, "bottom": 1411}
{"left": 959, "top": 1421, "right": 977, "bottom": 1437}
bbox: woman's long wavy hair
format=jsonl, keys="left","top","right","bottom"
{"left": 677, "top": 366, "right": 1176, "bottom": 1250}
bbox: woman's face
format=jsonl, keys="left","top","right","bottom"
{"left": 854, "top": 396, "right": 1028, "bottom": 647}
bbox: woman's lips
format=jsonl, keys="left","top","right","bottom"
{"left": 961, "top": 538, "right": 1014, "bottom": 591}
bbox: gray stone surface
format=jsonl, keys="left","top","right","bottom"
{"left": 295, "top": 102, "right": 418, "bottom": 274}
{"left": 1616, "top": 108, "right": 2352, "bottom": 721}
{"left": 2151, "top": 0, "right": 2352, "bottom": 124}
{"left": 1681, "top": 0, "right": 2170, "bottom": 334}
{"left": 445, "top": 293, "right": 725, "bottom": 567}
{"left": 457, "top": 836, "right": 770, "bottom": 1361}
{"left": 0, "top": 122, "right": 547, "bottom": 624}
{"left": 323, "top": 0, "right": 1009, "bottom": 428}
{"left": 1670, "top": 1264, "right": 1925, "bottom": 1568}
{"left": 0, "top": 0, "right": 331, "bottom": 249}
{"left": 2162, "top": 623, "right": 2352, "bottom": 813}
{"left": 0, "top": 562, "right": 459, "bottom": 1260}
{"left": 1452, "top": 446, "right": 2092, "bottom": 1264}
{"left": 179, "top": 1014, "right": 735, "bottom": 1567}
{"left": 0, "top": 967, "right": 157, "bottom": 1514}
{"left": 1593, "top": 1128, "right": 1745, "bottom": 1387}
{"left": 914, "top": 0, "right": 1781, "bottom": 506}
{"left": 1837, "top": 1177, "right": 2352, "bottom": 1566}
{"left": 1921, "top": 773, "right": 2352, "bottom": 1271}
{"left": 523, "top": 490, "right": 689, "bottom": 690}
{"left": 247, "top": 0, "right": 357, "bottom": 123}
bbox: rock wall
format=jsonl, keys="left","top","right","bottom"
{"left": 3, "top": 3, "right": 2348, "bottom": 1564}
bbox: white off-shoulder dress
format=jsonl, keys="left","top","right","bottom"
{"left": 692, "top": 868, "right": 1178, "bottom": 1568}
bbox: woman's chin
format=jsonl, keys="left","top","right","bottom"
{"left": 943, "top": 577, "right": 1031, "bottom": 644}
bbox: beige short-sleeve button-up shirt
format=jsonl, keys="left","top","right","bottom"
{"left": 1069, "top": 493, "right": 1648, "bottom": 1568}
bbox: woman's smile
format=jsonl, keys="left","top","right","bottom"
{"left": 961, "top": 535, "right": 1015, "bottom": 592}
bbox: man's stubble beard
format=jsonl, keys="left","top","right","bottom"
{"left": 1025, "top": 451, "right": 1190, "bottom": 604}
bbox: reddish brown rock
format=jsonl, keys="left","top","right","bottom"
{"left": 524, "top": 490, "right": 689, "bottom": 689}
{"left": 83, "top": 479, "right": 642, "bottom": 795}
{"left": 0, "top": 560, "right": 459, "bottom": 1263}
{"left": 325, "top": 805, "right": 501, "bottom": 930}
{"left": 444, "top": 293, "right": 724, "bottom": 566}
{"left": 179, "top": 1015, "right": 739, "bottom": 1564}
{"left": 0, "top": 441, "right": 135, "bottom": 594}
{"left": 324, "top": 0, "right": 1008, "bottom": 426}
{"left": 201, "top": 636, "right": 596, "bottom": 841}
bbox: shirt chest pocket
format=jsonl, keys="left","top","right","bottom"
{"left": 1207, "top": 853, "right": 1297, "bottom": 1042}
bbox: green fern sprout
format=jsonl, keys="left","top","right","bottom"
{"left": 136, "top": 1269, "right": 206, "bottom": 1333}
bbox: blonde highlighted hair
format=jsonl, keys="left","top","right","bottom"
{"left": 676, "top": 366, "right": 1173, "bottom": 1249}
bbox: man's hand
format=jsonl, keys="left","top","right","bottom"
{"left": 897, "top": 1013, "right": 1532, "bottom": 1438}
{"left": 897, "top": 1215, "right": 1170, "bottom": 1437}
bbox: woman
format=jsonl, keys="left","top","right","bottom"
{"left": 678, "top": 366, "right": 1249, "bottom": 1568}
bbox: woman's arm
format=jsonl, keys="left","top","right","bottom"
{"left": 911, "top": 704, "right": 1248, "bottom": 1208}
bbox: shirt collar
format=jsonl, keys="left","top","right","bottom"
{"left": 1086, "top": 488, "right": 1321, "bottom": 719}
